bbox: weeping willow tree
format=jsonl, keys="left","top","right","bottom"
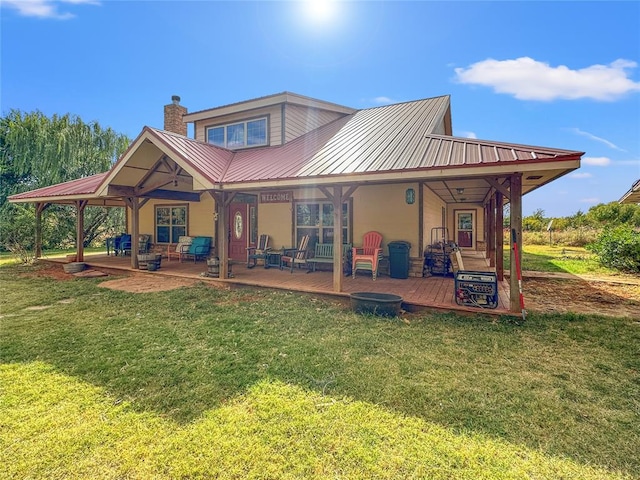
{"left": 0, "top": 110, "right": 131, "bottom": 254}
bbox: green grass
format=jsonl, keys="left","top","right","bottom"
{"left": 504, "top": 244, "right": 620, "bottom": 276}
{"left": 0, "top": 247, "right": 105, "bottom": 267}
{"left": 1, "top": 263, "right": 638, "bottom": 479}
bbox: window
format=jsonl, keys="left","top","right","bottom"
{"left": 294, "top": 202, "right": 349, "bottom": 249}
{"left": 155, "top": 205, "right": 187, "bottom": 244}
{"left": 206, "top": 117, "right": 267, "bottom": 149}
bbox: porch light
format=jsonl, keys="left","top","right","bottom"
{"left": 456, "top": 188, "right": 465, "bottom": 194}
{"left": 405, "top": 188, "right": 415, "bottom": 204}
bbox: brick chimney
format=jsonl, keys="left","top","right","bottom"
{"left": 163, "top": 95, "right": 187, "bottom": 136}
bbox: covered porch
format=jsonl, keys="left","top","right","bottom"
{"left": 46, "top": 249, "right": 512, "bottom": 316}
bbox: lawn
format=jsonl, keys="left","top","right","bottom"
{"left": 504, "top": 244, "right": 620, "bottom": 276}
{"left": 1, "top": 263, "right": 638, "bottom": 479}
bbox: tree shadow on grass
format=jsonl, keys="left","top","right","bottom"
{"left": 1, "top": 270, "right": 638, "bottom": 476}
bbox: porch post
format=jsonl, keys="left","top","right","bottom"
{"left": 488, "top": 195, "right": 496, "bottom": 267}
{"left": 484, "top": 202, "right": 490, "bottom": 259}
{"left": 75, "top": 200, "right": 88, "bottom": 262}
{"left": 130, "top": 197, "right": 140, "bottom": 269}
{"left": 509, "top": 174, "right": 523, "bottom": 312}
{"left": 495, "top": 191, "right": 504, "bottom": 281}
{"left": 34, "top": 202, "right": 50, "bottom": 259}
{"left": 216, "top": 192, "right": 229, "bottom": 279}
{"left": 332, "top": 185, "right": 343, "bottom": 293}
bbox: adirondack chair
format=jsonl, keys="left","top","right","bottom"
{"left": 352, "top": 231, "right": 383, "bottom": 280}
{"left": 281, "top": 234, "right": 310, "bottom": 273}
{"left": 247, "top": 234, "right": 271, "bottom": 268}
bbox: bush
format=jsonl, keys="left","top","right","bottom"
{"left": 587, "top": 225, "right": 640, "bottom": 273}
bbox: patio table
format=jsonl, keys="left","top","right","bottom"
{"left": 264, "top": 251, "right": 283, "bottom": 269}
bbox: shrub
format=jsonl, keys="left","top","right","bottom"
{"left": 587, "top": 225, "right": 640, "bottom": 273}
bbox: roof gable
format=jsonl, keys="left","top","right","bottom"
{"left": 183, "top": 91, "right": 356, "bottom": 124}
{"left": 9, "top": 94, "right": 584, "bottom": 203}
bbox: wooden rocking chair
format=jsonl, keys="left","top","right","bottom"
{"left": 247, "top": 234, "right": 271, "bottom": 268}
{"left": 352, "top": 231, "right": 383, "bottom": 280}
{"left": 281, "top": 235, "right": 310, "bottom": 273}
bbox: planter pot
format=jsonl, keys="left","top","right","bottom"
{"left": 63, "top": 262, "right": 86, "bottom": 274}
{"left": 349, "top": 292, "right": 403, "bottom": 317}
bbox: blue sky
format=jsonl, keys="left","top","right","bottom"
{"left": 2, "top": 0, "right": 639, "bottom": 217}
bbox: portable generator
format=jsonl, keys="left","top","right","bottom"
{"left": 454, "top": 271, "right": 498, "bottom": 309}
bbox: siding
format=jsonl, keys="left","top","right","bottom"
{"left": 423, "top": 185, "right": 447, "bottom": 248}
{"left": 193, "top": 105, "right": 283, "bottom": 146}
{"left": 284, "top": 105, "right": 348, "bottom": 143}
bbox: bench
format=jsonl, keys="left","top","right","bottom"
{"left": 307, "top": 243, "right": 352, "bottom": 272}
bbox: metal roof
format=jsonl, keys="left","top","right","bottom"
{"left": 146, "top": 127, "right": 232, "bottom": 183}
{"left": 8, "top": 173, "right": 110, "bottom": 202}
{"left": 224, "top": 96, "right": 452, "bottom": 183}
{"left": 9, "top": 94, "right": 584, "bottom": 203}
{"left": 619, "top": 179, "right": 640, "bottom": 204}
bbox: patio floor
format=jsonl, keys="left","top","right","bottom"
{"left": 49, "top": 251, "right": 513, "bottom": 316}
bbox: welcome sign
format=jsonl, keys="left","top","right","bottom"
{"left": 260, "top": 191, "right": 293, "bottom": 203}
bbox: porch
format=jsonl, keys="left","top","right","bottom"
{"left": 51, "top": 250, "right": 512, "bottom": 316}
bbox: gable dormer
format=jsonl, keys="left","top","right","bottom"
{"left": 183, "top": 92, "right": 355, "bottom": 149}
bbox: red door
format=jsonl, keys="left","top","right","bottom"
{"left": 228, "top": 203, "right": 249, "bottom": 262}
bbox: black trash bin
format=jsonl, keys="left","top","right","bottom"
{"left": 388, "top": 241, "right": 411, "bottom": 279}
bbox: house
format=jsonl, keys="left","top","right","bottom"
{"left": 8, "top": 92, "right": 584, "bottom": 313}
{"left": 619, "top": 179, "right": 640, "bottom": 204}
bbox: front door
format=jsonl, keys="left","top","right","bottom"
{"left": 455, "top": 210, "right": 475, "bottom": 249}
{"left": 229, "top": 203, "right": 249, "bottom": 262}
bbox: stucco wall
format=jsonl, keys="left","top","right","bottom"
{"left": 351, "top": 183, "right": 419, "bottom": 255}
{"left": 131, "top": 192, "right": 216, "bottom": 244}
{"left": 257, "top": 202, "right": 293, "bottom": 250}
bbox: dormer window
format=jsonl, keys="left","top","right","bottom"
{"left": 206, "top": 117, "right": 268, "bottom": 149}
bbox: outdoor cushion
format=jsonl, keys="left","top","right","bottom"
{"left": 187, "top": 236, "right": 210, "bottom": 254}
{"left": 175, "top": 236, "right": 193, "bottom": 253}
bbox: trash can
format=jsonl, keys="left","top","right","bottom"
{"left": 388, "top": 241, "right": 411, "bottom": 279}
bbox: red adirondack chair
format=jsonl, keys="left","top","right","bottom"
{"left": 352, "top": 231, "right": 383, "bottom": 280}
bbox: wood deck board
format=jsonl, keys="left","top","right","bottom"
{"left": 48, "top": 252, "right": 513, "bottom": 316}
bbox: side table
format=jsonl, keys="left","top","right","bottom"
{"left": 264, "top": 251, "right": 283, "bottom": 269}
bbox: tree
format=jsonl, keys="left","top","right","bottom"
{"left": 0, "top": 110, "right": 130, "bottom": 253}
{"left": 585, "top": 202, "right": 640, "bottom": 227}
{"left": 523, "top": 208, "right": 546, "bottom": 231}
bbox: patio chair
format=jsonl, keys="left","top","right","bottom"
{"left": 281, "top": 234, "right": 310, "bottom": 273}
{"left": 115, "top": 234, "right": 131, "bottom": 256}
{"left": 138, "top": 234, "right": 151, "bottom": 254}
{"left": 167, "top": 236, "right": 193, "bottom": 262}
{"left": 352, "top": 231, "right": 383, "bottom": 280}
{"left": 180, "top": 236, "right": 212, "bottom": 263}
{"left": 247, "top": 234, "right": 271, "bottom": 268}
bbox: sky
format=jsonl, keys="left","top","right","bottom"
{"left": 1, "top": 0, "right": 639, "bottom": 218}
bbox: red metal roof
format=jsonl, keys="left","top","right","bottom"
{"left": 9, "top": 94, "right": 584, "bottom": 202}
{"left": 146, "top": 127, "right": 233, "bottom": 183}
{"left": 8, "top": 172, "right": 109, "bottom": 201}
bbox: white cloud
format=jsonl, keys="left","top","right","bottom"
{"left": 582, "top": 157, "right": 611, "bottom": 166}
{"left": 580, "top": 197, "right": 600, "bottom": 204}
{"left": 614, "top": 159, "right": 640, "bottom": 166}
{"left": 372, "top": 96, "right": 397, "bottom": 105}
{"left": 569, "top": 128, "right": 624, "bottom": 151}
{"left": 569, "top": 172, "right": 592, "bottom": 179}
{"left": 1, "top": 0, "right": 99, "bottom": 19}
{"left": 457, "top": 131, "right": 477, "bottom": 139}
{"left": 454, "top": 57, "right": 640, "bottom": 101}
